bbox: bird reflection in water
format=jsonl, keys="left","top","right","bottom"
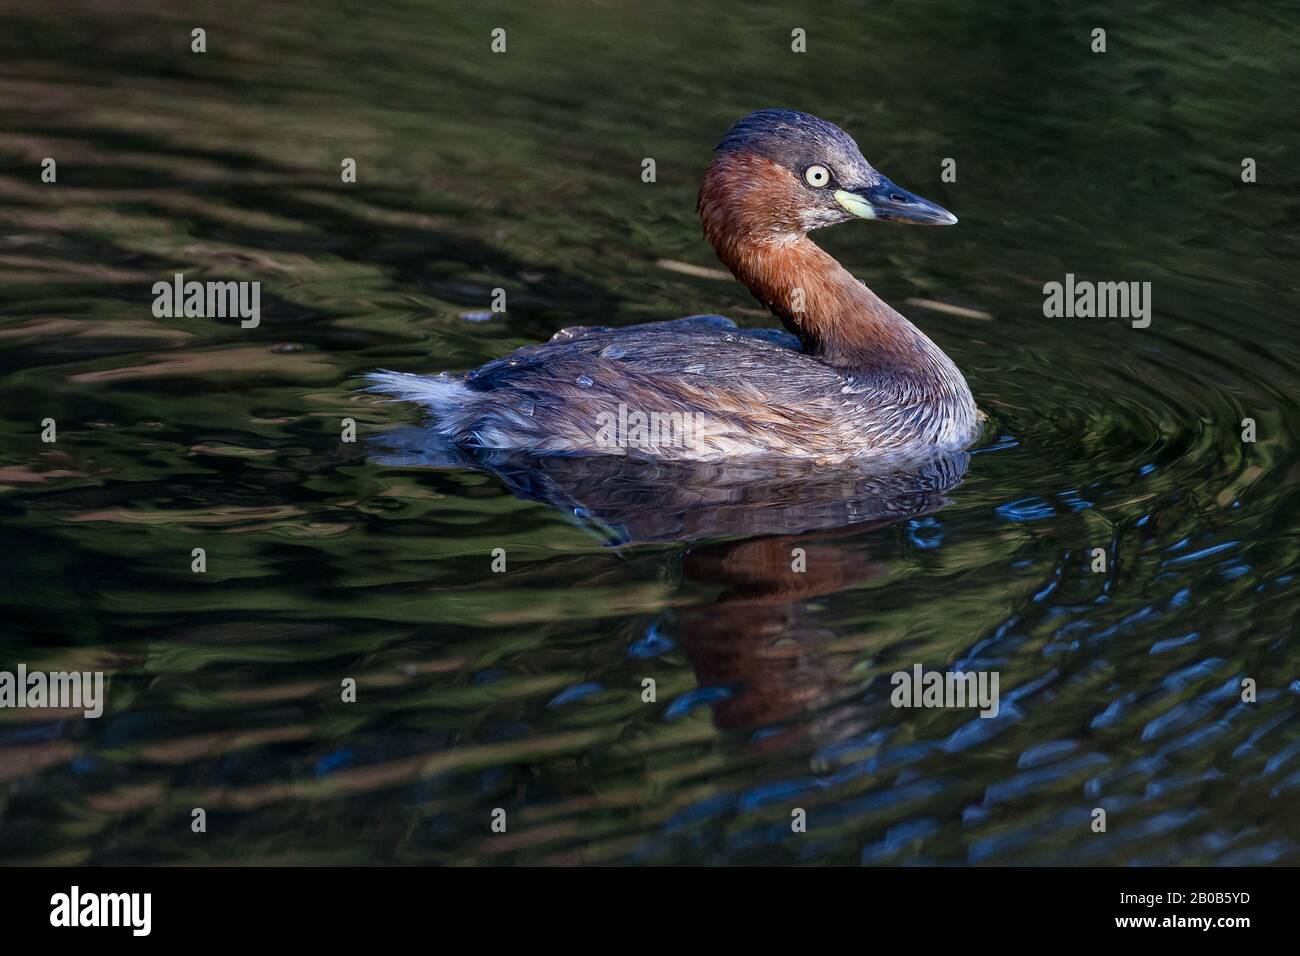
{"left": 372, "top": 430, "right": 968, "bottom": 742}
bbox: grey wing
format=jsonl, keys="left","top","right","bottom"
{"left": 369, "top": 317, "right": 930, "bottom": 459}
{"left": 466, "top": 320, "right": 826, "bottom": 396}
{"left": 547, "top": 314, "right": 802, "bottom": 351}
{"left": 449, "top": 322, "right": 873, "bottom": 458}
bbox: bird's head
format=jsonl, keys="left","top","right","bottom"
{"left": 699, "top": 109, "right": 956, "bottom": 244}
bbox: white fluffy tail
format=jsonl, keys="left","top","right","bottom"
{"left": 365, "top": 370, "right": 473, "bottom": 416}
{"left": 366, "top": 369, "right": 551, "bottom": 452}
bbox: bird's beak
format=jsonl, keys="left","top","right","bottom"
{"left": 834, "top": 177, "right": 957, "bottom": 225}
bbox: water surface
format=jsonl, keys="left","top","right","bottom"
{"left": 1, "top": 0, "right": 1298, "bottom": 865}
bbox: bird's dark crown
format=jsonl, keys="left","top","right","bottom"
{"left": 714, "top": 109, "right": 881, "bottom": 191}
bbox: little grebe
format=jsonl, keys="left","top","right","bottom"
{"left": 368, "top": 109, "right": 979, "bottom": 463}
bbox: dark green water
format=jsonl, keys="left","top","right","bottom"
{"left": 1, "top": 0, "right": 1297, "bottom": 865}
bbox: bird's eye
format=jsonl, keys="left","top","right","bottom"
{"left": 803, "top": 164, "right": 831, "bottom": 188}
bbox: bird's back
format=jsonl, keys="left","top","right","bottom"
{"left": 366, "top": 315, "right": 973, "bottom": 462}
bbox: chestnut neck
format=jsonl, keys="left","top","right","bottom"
{"left": 698, "top": 152, "right": 944, "bottom": 376}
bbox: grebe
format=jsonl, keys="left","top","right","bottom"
{"left": 368, "top": 109, "right": 979, "bottom": 463}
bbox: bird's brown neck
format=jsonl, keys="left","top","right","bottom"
{"left": 698, "top": 152, "right": 928, "bottom": 372}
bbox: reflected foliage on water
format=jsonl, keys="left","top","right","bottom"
{"left": 0, "top": 0, "right": 1297, "bottom": 864}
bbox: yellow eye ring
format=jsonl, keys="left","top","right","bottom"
{"left": 804, "top": 164, "right": 831, "bottom": 188}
